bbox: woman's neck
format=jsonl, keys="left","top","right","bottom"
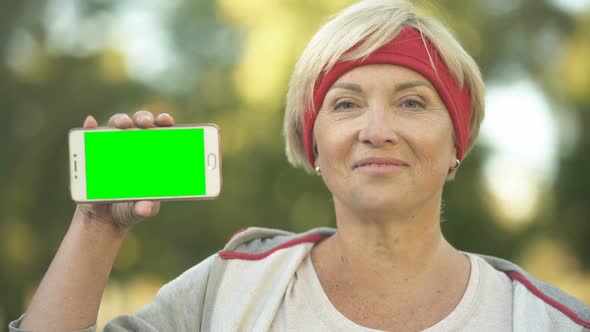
{"left": 312, "top": 195, "right": 467, "bottom": 292}
{"left": 310, "top": 198, "right": 471, "bottom": 331}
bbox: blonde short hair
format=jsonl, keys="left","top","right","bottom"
{"left": 283, "top": 0, "right": 485, "bottom": 174}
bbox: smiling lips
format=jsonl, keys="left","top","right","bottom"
{"left": 353, "top": 157, "right": 408, "bottom": 174}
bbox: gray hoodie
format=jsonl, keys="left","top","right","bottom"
{"left": 10, "top": 227, "right": 590, "bottom": 331}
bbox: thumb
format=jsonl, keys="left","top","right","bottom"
{"left": 134, "top": 201, "right": 160, "bottom": 218}
{"left": 111, "top": 202, "right": 146, "bottom": 228}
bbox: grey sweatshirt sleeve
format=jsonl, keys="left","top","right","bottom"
{"left": 9, "top": 254, "right": 215, "bottom": 332}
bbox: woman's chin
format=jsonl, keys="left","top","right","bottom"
{"left": 349, "top": 194, "right": 411, "bottom": 215}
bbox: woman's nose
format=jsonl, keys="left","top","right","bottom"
{"left": 358, "top": 106, "right": 400, "bottom": 147}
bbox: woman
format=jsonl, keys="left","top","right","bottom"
{"left": 12, "top": 0, "right": 590, "bottom": 331}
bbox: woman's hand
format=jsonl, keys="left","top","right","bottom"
{"left": 76, "top": 110, "right": 175, "bottom": 231}
{"left": 19, "top": 110, "right": 177, "bottom": 331}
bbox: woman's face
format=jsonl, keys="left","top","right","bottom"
{"left": 314, "top": 64, "right": 457, "bottom": 215}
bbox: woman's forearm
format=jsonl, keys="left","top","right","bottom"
{"left": 20, "top": 207, "right": 129, "bottom": 332}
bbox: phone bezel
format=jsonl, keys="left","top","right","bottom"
{"left": 69, "top": 124, "right": 222, "bottom": 203}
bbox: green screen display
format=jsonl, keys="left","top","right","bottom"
{"left": 84, "top": 128, "right": 206, "bottom": 199}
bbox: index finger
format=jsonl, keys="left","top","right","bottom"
{"left": 107, "top": 114, "right": 133, "bottom": 129}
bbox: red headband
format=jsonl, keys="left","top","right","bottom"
{"left": 303, "top": 27, "right": 472, "bottom": 168}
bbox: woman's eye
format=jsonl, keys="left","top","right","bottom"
{"left": 401, "top": 98, "right": 426, "bottom": 110}
{"left": 334, "top": 101, "right": 357, "bottom": 111}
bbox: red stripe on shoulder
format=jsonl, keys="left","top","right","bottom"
{"left": 219, "top": 233, "right": 331, "bottom": 261}
{"left": 506, "top": 271, "right": 590, "bottom": 328}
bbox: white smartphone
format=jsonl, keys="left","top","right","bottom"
{"left": 69, "top": 124, "right": 221, "bottom": 203}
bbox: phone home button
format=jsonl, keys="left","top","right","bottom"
{"left": 207, "top": 154, "right": 217, "bottom": 170}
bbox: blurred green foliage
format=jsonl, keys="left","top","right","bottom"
{"left": 1, "top": 0, "right": 589, "bottom": 325}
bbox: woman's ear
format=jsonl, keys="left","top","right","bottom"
{"left": 313, "top": 143, "right": 321, "bottom": 175}
{"left": 313, "top": 134, "right": 320, "bottom": 158}
{"left": 448, "top": 146, "right": 460, "bottom": 175}
{"left": 449, "top": 146, "right": 457, "bottom": 168}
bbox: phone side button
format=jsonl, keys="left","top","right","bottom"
{"left": 207, "top": 154, "right": 217, "bottom": 170}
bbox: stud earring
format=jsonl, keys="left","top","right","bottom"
{"left": 450, "top": 159, "right": 461, "bottom": 171}
{"left": 315, "top": 165, "right": 321, "bottom": 175}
